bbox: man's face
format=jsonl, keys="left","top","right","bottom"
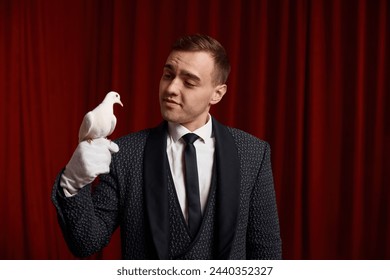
{"left": 159, "top": 51, "right": 226, "bottom": 131}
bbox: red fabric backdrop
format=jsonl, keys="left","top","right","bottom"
{"left": 0, "top": 0, "right": 389, "bottom": 259}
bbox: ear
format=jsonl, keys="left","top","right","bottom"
{"left": 210, "top": 84, "right": 227, "bottom": 105}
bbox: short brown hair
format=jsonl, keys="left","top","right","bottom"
{"left": 172, "top": 34, "right": 231, "bottom": 85}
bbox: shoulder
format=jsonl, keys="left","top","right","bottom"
{"left": 112, "top": 121, "right": 167, "bottom": 157}
{"left": 212, "top": 117, "right": 269, "bottom": 149}
{"left": 226, "top": 126, "right": 270, "bottom": 153}
{"left": 111, "top": 128, "right": 152, "bottom": 164}
{"left": 114, "top": 128, "right": 151, "bottom": 148}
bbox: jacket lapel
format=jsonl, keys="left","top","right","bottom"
{"left": 144, "top": 122, "right": 170, "bottom": 259}
{"left": 212, "top": 117, "right": 241, "bottom": 259}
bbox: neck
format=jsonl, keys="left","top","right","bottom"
{"left": 181, "top": 115, "right": 210, "bottom": 132}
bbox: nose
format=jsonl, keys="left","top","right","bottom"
{"left": 165, "top": 78, "right": 181, "bottom": 95}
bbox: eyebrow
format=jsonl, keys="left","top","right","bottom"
{"left": 164, "top": 64, "right": 201, "bottom": 82}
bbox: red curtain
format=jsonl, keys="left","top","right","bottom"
{"left": 0, "top": 0, "right": 389, "bottom": 259}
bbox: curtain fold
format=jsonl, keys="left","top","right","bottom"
{"left": 0, "top": 0, "right": 388, "bottom": 259}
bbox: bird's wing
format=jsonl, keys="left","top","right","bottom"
{"left": 107, "top": 115, "right": 117, "bottom": 137}
{"left": 78, "top": 111, "right": 93, "bottom": 142}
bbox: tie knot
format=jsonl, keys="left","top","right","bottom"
{"left": 182, "top": 133, "right": 199, "bottom": 145}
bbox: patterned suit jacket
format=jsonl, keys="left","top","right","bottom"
{"left": 52, "top": 117, "right": 282, "bottom": 259}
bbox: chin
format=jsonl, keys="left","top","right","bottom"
{"left": 161, "top": 111, "right": 179, "bottom": 123}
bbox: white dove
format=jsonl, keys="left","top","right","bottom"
{"left": 78, "top": 91, "right": 123, "bottom": 143}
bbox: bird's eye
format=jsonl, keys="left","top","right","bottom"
{"left": 116, "top": 94, "right": 118, "bottom": 98}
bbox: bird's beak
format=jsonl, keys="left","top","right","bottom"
{"left": 118, "top": 100, "right": 124, "bottom": 107}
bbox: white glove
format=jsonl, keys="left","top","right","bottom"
{"left": 60, "top": 138, "right": 119, "bottom": 197}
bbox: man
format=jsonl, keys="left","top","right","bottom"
{"left": 52, "top": 34, "right": 282, "bottom": 259}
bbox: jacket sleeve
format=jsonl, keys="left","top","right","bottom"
{"left": 51, "top": 166, "right": 120, "bottom": 258}
{"left": 246, "top": 142, "right": 282, "bottom": 259}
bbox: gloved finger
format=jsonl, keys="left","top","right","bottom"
{"left": 91, "top": 138, "right": 119, "bottom": 153}
{"left": 92, "top": 138, "right": 111, "bottom": 146}
{"left": 107, "top": 141, "right": 119, "bottom": 153}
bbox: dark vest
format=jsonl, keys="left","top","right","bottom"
{"left": 167, "top": 166, "right": 218, "bottom": 259}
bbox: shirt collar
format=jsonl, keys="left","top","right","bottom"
{"left": 168, "top": 115, "right": 213, "bottom": 143}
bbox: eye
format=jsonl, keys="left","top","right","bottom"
{"left": 184, "top": 80, "right": 196, "bottom": 88}
{"left": 162, "top": 69, "right": 175, "bottom": 80}
{"left": 162, "top": 73, "right": 172, "bottom": 80}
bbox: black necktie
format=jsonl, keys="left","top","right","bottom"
{"left": 182, "top": 133, "right": 202, "bottom": 238}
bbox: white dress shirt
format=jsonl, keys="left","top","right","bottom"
{"left": 166, "top": 116, "right": 215, "bottom": 223}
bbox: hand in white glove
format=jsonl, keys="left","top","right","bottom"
{"left": 60, "top": 138, "right": 119, "bottom": 197}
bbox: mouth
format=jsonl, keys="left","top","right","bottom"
{"left": 162, "top": 98, "right": 181, "bottom": 106}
